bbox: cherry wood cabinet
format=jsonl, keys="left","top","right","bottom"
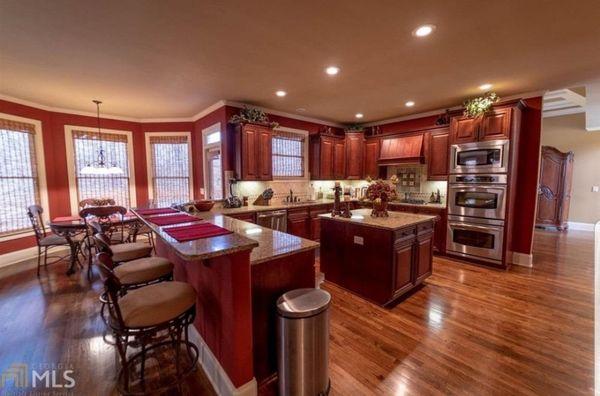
{"left": 309, "top": 204, "right": 333, "bottom": 241}
{"left": 425, "top": 128, "right": 449, "bottom": 181}
{"left": 535, "top": 146, "right": 574, "bottom": 231}
{"left": 227, "top": 211, "right": 256, "bottom": 223}
{"left": 232, "top": 122, "right": 273, "bottom": 181}
{"left": 286, "top": 207, "right": 311, "bottom": 239}
{"left": 320, "top": 216, "right": 435, "bottom": 306}
{"left": 345, "top": 132, "right": 364, "bottom": 179}
{"left": 363, "top": 139, "right": 380, "bottom": 180}
{"left": 388, "top": 204, "right": 446, "bottom": 254}
{"left": 450, "top": 108, "right": 512, "bottom": 144}
{"left": 310, "top": 135, "right": 344, "bottom": 180}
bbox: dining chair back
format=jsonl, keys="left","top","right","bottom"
{"left": 78, "top": 198, "right": 116, "bottom": 209}
{"left": 80, "top": 205, "right": 127, "bottom": 243}
{"left": 27, "top": 204, "right": 46, "bottom": 242}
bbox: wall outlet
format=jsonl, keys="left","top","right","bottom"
{"left": 592, "top": 186, "right": 599, "bottom": 192}
{"left": 353, "top": 236, "right": 364, "bottom": 245}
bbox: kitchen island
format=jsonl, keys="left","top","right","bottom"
{"left": 319, "top": 208, "right": 436, "bottom": 306}
{"left": 132, "top": 209, "right": 319, "bottom": 395}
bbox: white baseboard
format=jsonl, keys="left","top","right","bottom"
{"left": 509, "top": 251, "right": 533, "bottom": 268}
{"left": 568, "top": 221, "right": 596, "bottom": 231}
{"left": 188, "top": 326, "right": 257, "bottom": 396}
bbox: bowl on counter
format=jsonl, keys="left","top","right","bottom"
{"left": 192, "top": 200, "right": 215, "bottom": 212}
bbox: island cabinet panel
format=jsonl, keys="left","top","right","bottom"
{"left": 233, "top": 122, "right": 273, "bottom": 181}
{"left": 345, "top": 132, "right": 364, "bottom": 179}
{"left": 363, "top": 139, "right": 380, "bottom": 179}
{"left": 320, "top": 216, "right": 435, "bottom": 306}
{"left": 425, "top": 128, "right": 449, "bottom": 180}
{"left": 287, "top": 207, "right": 311, "bottom": 239}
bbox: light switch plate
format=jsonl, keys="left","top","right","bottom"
{"left": 592, "top": 186, "right": 599, "bottom": 192}
{"left": 353, "top": 236, "right": 364, "bottom": 245}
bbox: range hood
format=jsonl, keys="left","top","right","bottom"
{"left": 378, "top": 134, "right": 424, "bottom": 165}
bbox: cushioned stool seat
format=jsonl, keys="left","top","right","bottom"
{"left": 111, "top": 242, "right": 153, "bottom": 262}
{"left": 119, "top": 282, "right": 196, "bottom": 328}
{"left": 113, "top": 256, "right": 173, "bottom": 285}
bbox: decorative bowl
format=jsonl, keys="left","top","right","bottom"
{"left": 193, "top": 200, "right": 215, "bottom": 212}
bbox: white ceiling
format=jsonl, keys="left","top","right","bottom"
{"left": 1, "top": 0, "right": 600, "bottom": 123}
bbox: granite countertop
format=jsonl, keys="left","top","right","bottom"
{"left": 208, "top": 198, "right": 351, "bottom": 215}
{"left": 319, "top": 208, "right": 437, "bottom": 231}
{"left": 133, "top": 209, "right": 319, "bottom": 264}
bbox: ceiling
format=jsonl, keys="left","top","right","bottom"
{"left": 1, "top": 0, "right": 600, "bottom": 123}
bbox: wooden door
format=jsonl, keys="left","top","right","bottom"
{"left": 479, "top": 108, "right": 512, "bottom": 141}
{"left": 333, "top": 138, "right": 345, "bottom": 179}
{"left": 426, "top": 129, "right": 449, "bottom": 180}
{"left": 241, "top": 124, "right": 259, "bottom": 180}
{"left": 345, "top": 132, "right": 364, "bottom": 179}
{"left": 257, "top": 127, "right": 272, "bottom": 180}
{"left": 319, "top": 138, "right": 334, "bottom": 180}
{"left": 536, "top": 146, "right": 574, "bottom": 230}
{"left": 363, "top": 139, "right": 380, "bottom": 179}
{"left": 450, "top": 116, "right": 479, "bottom": 144}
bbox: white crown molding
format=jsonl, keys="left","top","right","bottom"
{"left": 364, "top": 90, "right": 548, "bottom": 127}
{"left": 224, "top": 100, "right": 344, "bottom": 128}
{"left": 190, "top": 100, "right": 228, "bottom": 121}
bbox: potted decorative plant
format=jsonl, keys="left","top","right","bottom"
{"left": 229, "top": 106, "right": 279, "bottom": 128}
{"left": 463, "top": 92, "right": 500, "bottom": 118}
{"left": 366, "top": 180, "right": 397, "bottom": 217}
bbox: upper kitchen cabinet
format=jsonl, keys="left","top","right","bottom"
{"left": 232, "top": 122, "right": 273, "bottom": 181}
{"left": 425, "top": 127, "right": 449, "bottom": 181}
{"left": 310, "top": 134, "right": 345, "bottom": 180}
{"left": 345, "top": 132, "right": 365, "bottom": 179}
{"left": 450, "top": 105, "right": 518, "bottom": 144}
{"left": 363, "top": 138, "right": 380, "bottom": 180}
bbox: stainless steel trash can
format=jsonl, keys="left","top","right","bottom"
{"left": 277, "top": 288, "right": 331, "bottom": 396}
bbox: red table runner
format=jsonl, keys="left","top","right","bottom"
{"left": 137, "top": 207, "right": 178, "bottom": 216}
{"left": 164, "top": 222, "right": 233, "bottom": 242}
{"left": 147, "top": 213, "right": 199, "bottom": 226}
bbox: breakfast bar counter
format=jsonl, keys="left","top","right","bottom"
{"left": 319, "top": 209, "right": 437, "bottom": 306}
{"left": 132, "top": 208, "right": 319, "bottom": 394}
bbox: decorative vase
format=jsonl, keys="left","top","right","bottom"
{"left": 371, "top": 199, "right": 389, "bottom": 217}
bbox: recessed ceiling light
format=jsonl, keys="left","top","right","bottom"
{"left": 479, "top": 83, "right": 493, "bottom": 91}
{"left": 355, "top": 113, "right": 364, "bottom": 119}
{"left": 325, "top": 66, "right": 340, "bottom": 75}
{"left": 405, "top": 101, "right": 415, "bottom": 107}
{"left": 275, "top": 90, "right": 286, "bottom": 97}
{"left": 413, "top": 24, "right": 436, "bottom": 37}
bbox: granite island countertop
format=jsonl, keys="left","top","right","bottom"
{"left": 132, "top": 209, "right": 319, "bottom": 264}
{"left": 319, "top": 208, "right": 437, "bottom": 231}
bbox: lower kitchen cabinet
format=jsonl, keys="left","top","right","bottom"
{"left": 286, "top": 207, "right": 311, "bottom": 239}
{"left": 309, "top": 204, "right": 332, "bottom": 241}
{"left": 388, "top": 204, "right": 447, "bottom": 254}
{"left": 226, "top": 211, "right": 256, "bottom": 223}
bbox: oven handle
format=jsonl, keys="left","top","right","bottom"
{"left": 449, "top": 184, "right": 507, "bottom": 190}
{"left": 449, "top": 223, "right": 503, "bottom": 231}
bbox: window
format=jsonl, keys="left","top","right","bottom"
{"left": 146, "top": 133, "right": 192, "bottom": 206}
{"left": 0, "top": 118, "right": 41, "bottom": 235}
{"left": 202, "top": 124, "right": 223, "bottom": 200}
{"left": 66, "top": 127, "right": 135, "bottom": 211}
{"left": 272, "top": 129, "right": 307, "bottom": 178}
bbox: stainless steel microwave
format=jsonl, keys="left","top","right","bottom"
{"left": 449, "top": 139, "right": 510, "bottom": 174}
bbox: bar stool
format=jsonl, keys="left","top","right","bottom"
{"left": 95, "top": 252, "right": 198, "bottom": 395}
{"left": 92, "top": 233, "right": 173, "bottom": 322}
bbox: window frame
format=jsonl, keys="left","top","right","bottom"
{"left": 0, "top": 112, "right": 49, "bottom": 241}
{"left": 272, "top": 126, "right": 309, "bottom": 181}
{"left": 144, "top": 131, "right": 194, "bottom": 204}
{"left": 64, "top": 125, "right": 137, "bottom": 215}
{"left": 202, "top": 123, "right": 224, "bottom": 200}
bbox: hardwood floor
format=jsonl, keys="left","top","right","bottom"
{"left": 0, "top": 229, "right": 594, "bottom": 395}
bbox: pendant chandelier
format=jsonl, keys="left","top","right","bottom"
{"left": 80, "top": 100, "right": 124, "bottom": 175}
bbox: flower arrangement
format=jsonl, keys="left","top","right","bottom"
{"left": 229, "top": 106, "right": 279, "bottom": 128}
{"left": 366, "top": 180, "right": 397, "bottom": 217}
{"left": 463, "top": 92, "right": 499, "bottom": 118}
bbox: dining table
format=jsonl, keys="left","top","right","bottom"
{"left": 49, "top": 214, "right": 140, "bottom": 275}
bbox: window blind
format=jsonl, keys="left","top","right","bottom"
{"left": 272, "top": 130, "right": 305, "bottom": 178}
{"left": 72, "top": 130, "right": 131, "bottom": 207}
{"left": 149, "top": 135, "right": 191, "bottom": 205}
{"left": 0, "top": 118, "right": 40, "bottom": 235}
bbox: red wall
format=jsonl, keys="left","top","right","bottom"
{"left": 0, "top": 99, "right": 196, "bottom": 255}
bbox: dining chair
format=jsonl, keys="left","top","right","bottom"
{"left": 27, "top": 205, "right": 83, "bottom": 276}
{"left": 78, "top": 197, "right": 116, "bottom": 209}
{"left": 95, "top": 252, "right": 198, "bottom": 395}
